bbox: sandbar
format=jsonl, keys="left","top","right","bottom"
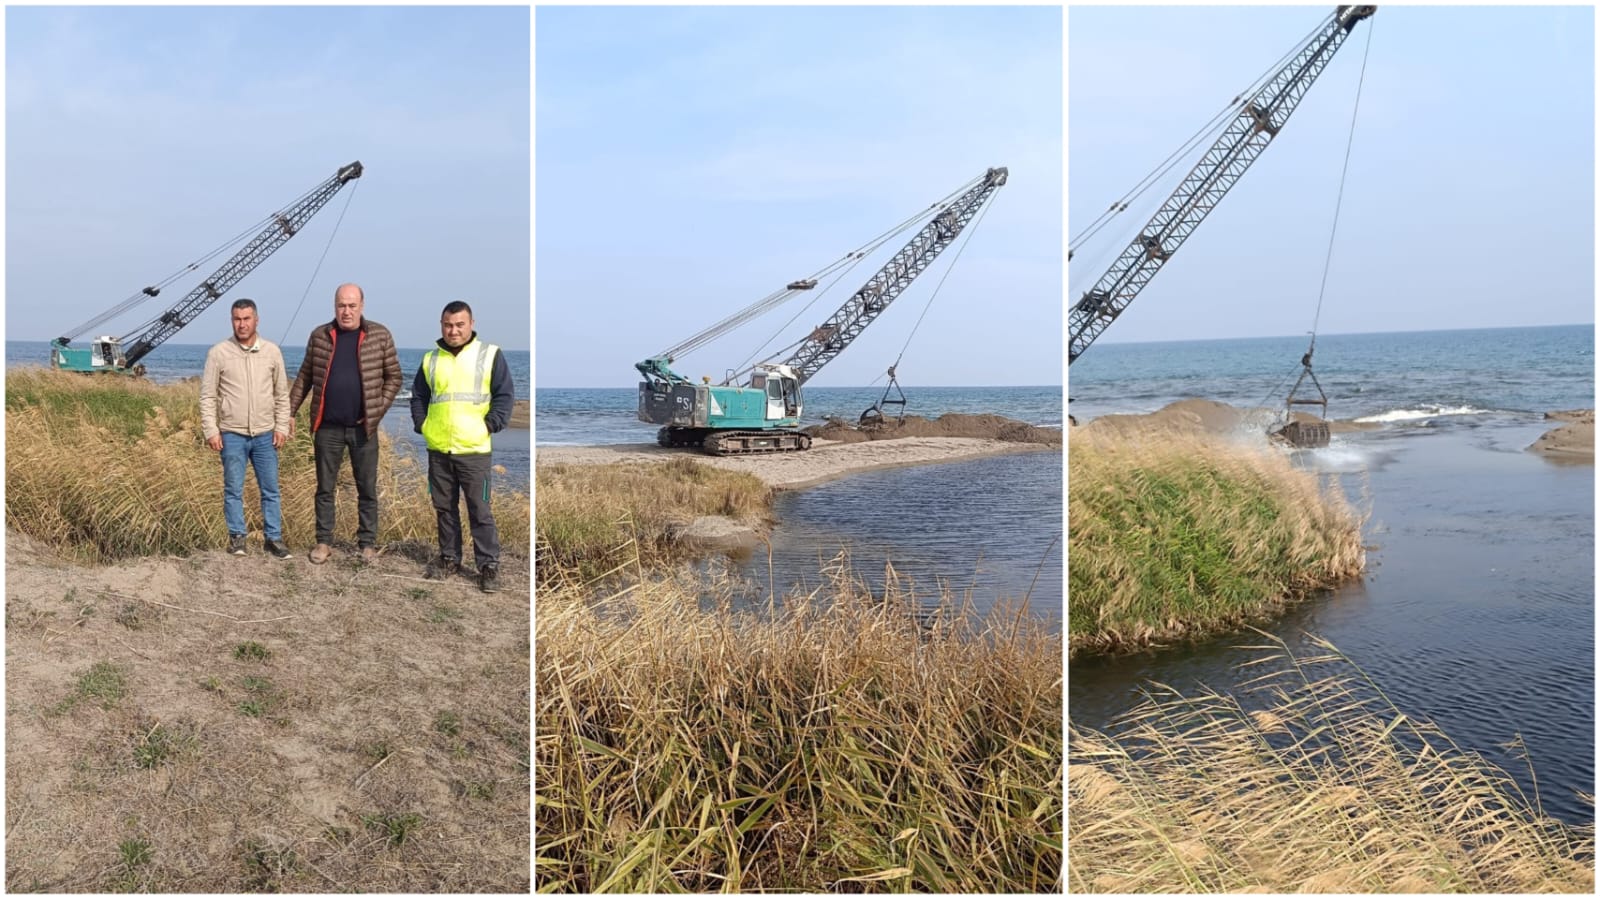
{"left": 1528, "top": 409, "right": 1594, "bottom": 461}
{"left": 536, "top": 437, "right": 1056, "bottom": 489}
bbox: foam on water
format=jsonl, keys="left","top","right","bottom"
{"left": 1352, "top": 404, "right": 1496, "bottom": 424}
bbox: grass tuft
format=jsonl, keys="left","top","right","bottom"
{"left": 1069, "top": 430, "right": 1365, "bottom": 656}
{"left": 534, "top": 459, "right": 770, "bottom": 581}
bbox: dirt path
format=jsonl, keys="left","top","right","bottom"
{"left": 537, "top": 436, "right": 1057, "bottom": 489}
{"left": 5, "top": 535, "right": 530, "bottom": 893}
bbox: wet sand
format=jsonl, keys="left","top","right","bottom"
{"left": 537, "top": 437, "right": 1056, "bottom": 489}
{"left": 1529, "top": 409, "right": 1595, "bottom": 460}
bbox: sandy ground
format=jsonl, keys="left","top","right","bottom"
{"left": 536, "top": 436, "right": 1058, "bottom": 490}
{"left": 5, "top": 533, "right": 530, "bottom": 892}
{"left": 1074, "top": 398, "right": 1379, "bottom": 442}
{"left": 1529, "top": 409, "right": 1595, "bottom": 461}
{"left": 509, "top": 400, "right": 529, "bottom": 429}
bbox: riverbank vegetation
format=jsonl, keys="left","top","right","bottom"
{"left": 534, "top": 458, "right": 1063, "bottom": 891}
{"left": 5, "top": 368, "right": 529, "bottom": 561}
{"left": 1069, "top": 635, "right": 1593, "bottom": 892}
{"left": 1068, "top": 430, "right": 1365, "bottom": 657}
{"left": 535, "top": 458, "right": 770, "bottom": 581}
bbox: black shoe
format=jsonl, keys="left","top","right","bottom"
{"left": 426, "top": 557, "right": 460, "bottom": 580}
{"left": 264, "top": 539, "right": 292, "bottom": 560}
{"left": 479, "top": 564, "right": 501, "bottom": 594}
{"left": 228, "top": 534, "right": 247, "bottom": 556}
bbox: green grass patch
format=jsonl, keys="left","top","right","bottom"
{"left": 53, "top": 661, "right": 127, "bottom": 715}
{"left": 1068, "top": 432, "right": 1365, "bottom": 657}
{"left": 363, "top": 812, "right": 423, "bottom": 848}
{"left": 232, "top": 641, "right": 272, "bottom": 662}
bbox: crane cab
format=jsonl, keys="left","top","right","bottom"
{"left": 51, "top": 337, "right": 129, "bottom": 374}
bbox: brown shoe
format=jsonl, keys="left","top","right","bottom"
{"left": 309, "top": 543, "right": 333, "bottom": 565}
{"left": 361, "top": 545, "right": 381, "bottom": 565}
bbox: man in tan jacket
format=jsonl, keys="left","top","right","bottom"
{"left": 200, "top": 298, "right": 293, "bottom": 559}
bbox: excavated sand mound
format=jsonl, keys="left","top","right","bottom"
{"left": 804, "top": 412, "right": 1063, "bottom": 446}
{"left": 1529, "top": 409, "right": 1595, "bottom": 461}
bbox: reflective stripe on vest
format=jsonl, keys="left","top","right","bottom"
{"left": 421, "top": 339, "right": 497, "bottom": 454}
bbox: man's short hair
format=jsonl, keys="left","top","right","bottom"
{"left": 231, "top": 298, "right": 257, "bottom": 313}
{"left": 442, "top": 300, "right": 473, "bottom": 317}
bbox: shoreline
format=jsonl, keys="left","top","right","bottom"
{"left": 534, "top": 436, "right": 1057, "bottom": 489}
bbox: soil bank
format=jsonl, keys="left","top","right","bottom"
{"left": 4, "top": 533, "right": 531, "bottom": 893}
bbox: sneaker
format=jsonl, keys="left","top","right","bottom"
{"left": 264, "top": 539, "right": 292, "bottom": 560}
{"left": 479, "top": 564, "right": 501, "bottom": 594}
{"left": 361, "top": 545, "right": 381, "bottom": 565}
{"left": 228, "top": 534, "right": 247, "bottom": 556}
{"left": 425, "top": 557, "right": 460, "bottom": 580}
{"left": 309, "top": 543, "right": 333, "bottom": 565}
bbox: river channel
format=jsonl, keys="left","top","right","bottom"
{"left": 1070, "top": 414, "right": 1595, "bottom": 825}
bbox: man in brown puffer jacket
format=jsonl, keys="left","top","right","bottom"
{"left": 289, "top": 282, "right": 403, "bottom": 564}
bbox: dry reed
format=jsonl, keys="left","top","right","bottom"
{"left": 1069, "top": 429, "right": 1365, "bottom": 656}
{"left": 535, "top": 556, "right": 1063, "bottom": 892}
{"left": 534, "top": 457, "right": 771, "bottom": 581}
{"left": 1068, "top": 633, "right": 1593, "bottom": 893}
{"left": 5, "top": 368, "right": 529, "bottom": 561}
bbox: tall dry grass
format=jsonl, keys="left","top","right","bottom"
{"left": 536, "top": 556, "right": 1063, "bottom": 892}
{"left": 1069, "top": 633, "right": 1593, "bottom": 893}
{"left": 5, "top": 368, "right": 528, "bottom": 561}
{"left": 534, "top": 457, "right": 771, "bottom": 581}
{"left": 1069, "top": 429, "right": 1365, "bottom": 656}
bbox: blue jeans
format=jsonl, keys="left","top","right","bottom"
{"left": 222, "top": 431, "right": 283, "bottom": 541}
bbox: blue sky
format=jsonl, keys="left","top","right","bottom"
{"left": 6, "top": 6, "right": 530, "bottom": 352}
{"left": 1069, "top": 5, "right": 1594, "bottom": 348}
{"left": 536, "top": 6, "right": 1062, "bottom": 388}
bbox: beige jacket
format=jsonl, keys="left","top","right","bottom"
{"left": 200, "top": 338, "right": 291, "bottom": 440}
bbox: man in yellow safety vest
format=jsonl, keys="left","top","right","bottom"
{"left": 410, "top": 301, "right": 515, "bottom": 593}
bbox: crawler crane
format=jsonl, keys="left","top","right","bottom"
{"left": 51, "top": 161, "right": 363, "bottom": 374}
{"left": 637, "top": 166, "right": 1008, "bottom": 455}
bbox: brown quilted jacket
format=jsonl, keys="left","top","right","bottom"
{"left": 289, "top": 318, "right": 403, "bottom": 437}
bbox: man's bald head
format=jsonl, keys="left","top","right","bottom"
{"left": 334, "top": 283, "right": 364, "bottom": 329}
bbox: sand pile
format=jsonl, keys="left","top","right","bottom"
{"left": 805, "top": 412, "right": 1062, "bottom": 446}
{"left": 1078, "top": 399, "right": 1379, "bottom": 441}
{"left": 1529, "top": 409, "right": 1594, "bottom": 461}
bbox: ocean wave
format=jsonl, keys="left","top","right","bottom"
{"left": 1352, "top": 405, "right": 1496, "bottom": 424}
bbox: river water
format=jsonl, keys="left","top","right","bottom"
{"left": 1069, "top": 326, "right": 1595, "bottom": 825}
{"left": 540, "top": 385, "right": 1064, "bottom": 626}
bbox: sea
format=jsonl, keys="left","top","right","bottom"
{"left": 538, "top": 384, "right": 1065, "bottom": 627}
{"left": 1069, "top": 324, "right": 1596, "bottom": 825}
{"left": 4, "top": 340, "right": 532, "bottom": 491}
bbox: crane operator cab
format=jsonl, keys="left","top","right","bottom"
{"left": 51, "top": 336, "right": 128, "bottom": 373}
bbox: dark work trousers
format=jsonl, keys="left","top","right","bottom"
{"left": 313, "top": 426, "right": 380, "bottom": 547}
{"left": 428, "top": 450, "right": 499, "bottom": 569}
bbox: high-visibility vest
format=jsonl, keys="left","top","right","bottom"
{"left": 421, "top": 338, "right": 498, "bottom": 454}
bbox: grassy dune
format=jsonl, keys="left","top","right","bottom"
{"left": 534, "top": 458, "right": 770, "bottom": 582}
{"left": 1069, "top": 635, "right": 1594, "bottom": 893}
{"left": 1068, "top": 430, "right": 1365, "bottom": 656}
{"left": 534, "top": 460, "right": 1063, "bottom": 892}
{"left": 5, "top": 368, "right": 529, "bottom": 561}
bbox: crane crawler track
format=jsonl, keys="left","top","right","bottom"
{"left": 701, "top": 430, "right": 813, "bottom": 456}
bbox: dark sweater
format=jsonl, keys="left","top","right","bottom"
{"left": 321, "top": 325, "right": 365, "bottom": 427}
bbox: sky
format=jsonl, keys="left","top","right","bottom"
{"left": 6, "top": 6, "right": 530, "bottom": 353}
{"left": 1069, "top": 5, "right": 1595, "bottom": 349}
{"left": 536, "top": 6, "right": 1062, "bottom": 388}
